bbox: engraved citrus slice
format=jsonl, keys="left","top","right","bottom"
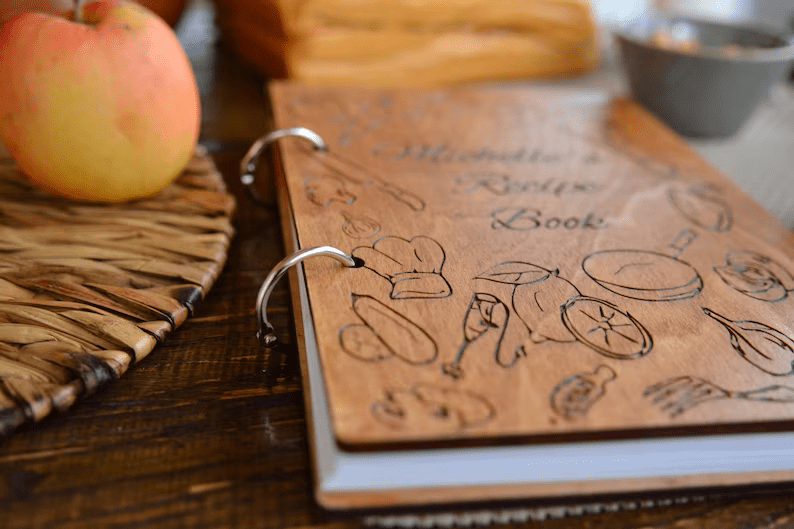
{"left": 561, "top": 296, "right": 653, "bottom": 359}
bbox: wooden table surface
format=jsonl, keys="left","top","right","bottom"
{"left": 2, "top": 2, "right": 793, "bottom": 528}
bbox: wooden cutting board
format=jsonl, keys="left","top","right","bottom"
{"left": 0, "top": 146, "right": 235, "bottom": 440}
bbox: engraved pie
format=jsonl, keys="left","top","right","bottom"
{"left": 582, "top": 250, "right": 702, "bottom": 302}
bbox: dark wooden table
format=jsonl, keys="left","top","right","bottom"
{"left": 2, "top": 2, "right": 794, "bottom": 527}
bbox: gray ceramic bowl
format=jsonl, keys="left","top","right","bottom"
{"left": 615, "top": 16, "right": 794, "bottom": 138}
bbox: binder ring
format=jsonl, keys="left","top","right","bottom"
{"left": 256, "top": 246, "right": 361, "bottom": 346}
{"left": 240, "top": 127, "right": 327, "bottom": 203}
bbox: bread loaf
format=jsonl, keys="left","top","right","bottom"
{"left": 215, "top": 0, "right": 600, "bottom": 86}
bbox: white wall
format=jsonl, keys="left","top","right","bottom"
{"left": 591, "top": 0, "right": 794, "bottom": 29}
{"left": 591, "top": 0, "right": 652, "bottom": 25}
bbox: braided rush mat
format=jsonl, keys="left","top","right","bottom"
{"left": 0, "top": 147, "right": 235, "bottom": 440}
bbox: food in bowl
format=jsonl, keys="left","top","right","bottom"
{"left": 615, "top": 16, "right": 794, "bottom": 137}
{"left": 648, "top": 21, "right": 766, "bottom": 59}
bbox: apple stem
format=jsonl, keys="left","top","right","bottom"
{"left": 74, "top": 0, "right": 85, "bottom": 23}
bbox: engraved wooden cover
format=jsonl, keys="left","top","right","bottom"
{"left": 0, "top": 147, "right": 235, "bottom": 440}
{"left": 268, "top": 82, "right": 794, "bottom": 447}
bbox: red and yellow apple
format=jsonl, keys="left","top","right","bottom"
{"left": 1, "top": 0, "right": 188, "bottom": 28}
{"left": 0, "top": 0, "right": 72, "bottom": 25}
{"left": 0, "top": 0, "right": 200, "bottom": 201}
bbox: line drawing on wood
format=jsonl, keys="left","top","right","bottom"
{"left": 340, "top": 211, "right": 381, "bottom": 239}
{"left": 352, "top": 236, "right": 451, "bottom": 300}
{"left": 441, "top": 262, "right": 580, "bottom": 379}
{"left": 702, "top": 307, "right": 794, "bottom": 376}
{"left": 561, "top": 296, "right": 653, "bottom": 360}
{"left": 644, "top": 375, "right": 794, "bottom": 418}
{"left": 490, "top": 207, "right": 608, "bottom": 232}
{"left": 550, "top": 364, "right": 617, "bottom": 420}
{"left": 314, "top": 148, "right": 426, "bottom": 212}
{"left": 480, "top": 262, "right": 581, "bottom": 344}
{"left": 582, "top": 229, "right": 702, "bottom": 302}
{"left": 304, "top": 176, "right": 356, "bottom": 207}
{"left": 667, "top": 185, "right": 733, "bottom": 232}
{"left": 442, "top": 263, "right": 655, "bottom": 379}
{"left": 285, "top": 93, "right": 394, "bottom": 146}
{"left": 371, "top": 383, "right": 496, "bottom": 431}
{"left": 666, "top": 228, "right": 698, "bottom": 258}
{"left": 442, "top": 292, "right": 511, "bottom": 380}
{"left": 339, "top": 294, "right": 438, "bottom": 365}
{"left": 714, "top": 250, "right": 794, "bottom": 302}
{"left": 453, "top": 171, "right": 604, "bottom": 198}
{"left": 558, "top": 123, "right": 680, "bottom": 180}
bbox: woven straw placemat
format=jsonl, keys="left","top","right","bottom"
{"left": 0, "top": 146, "right": 235, "bottom": 440}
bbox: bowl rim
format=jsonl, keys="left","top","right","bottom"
{"left": 613, "top": 14, "right": 794, "bottom": 64}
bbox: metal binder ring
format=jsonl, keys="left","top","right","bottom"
{"left": 240, "top": 127, "right": 327, "bottom": 204}
{"left": 256, "top": 246, "right": 360, "bottom": 346}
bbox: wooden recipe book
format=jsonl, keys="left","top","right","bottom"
{"left": 264, "top": 81, "right": 794, "bottom": 510}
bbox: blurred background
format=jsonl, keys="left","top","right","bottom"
{"left": 595, "top": 0, "right": 794, "bottom": 29}
{"left": 0, "top": 0, "right": 792, "bottom": 224}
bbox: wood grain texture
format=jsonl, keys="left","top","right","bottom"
{"left": 0, "top": 148, "right": 235, "bottom": 440}
{"left": 269, "top": 82, "right": 794, "bottom": 447}
{"left": 1, "top": 1, "right": 794, "bottom": 527}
